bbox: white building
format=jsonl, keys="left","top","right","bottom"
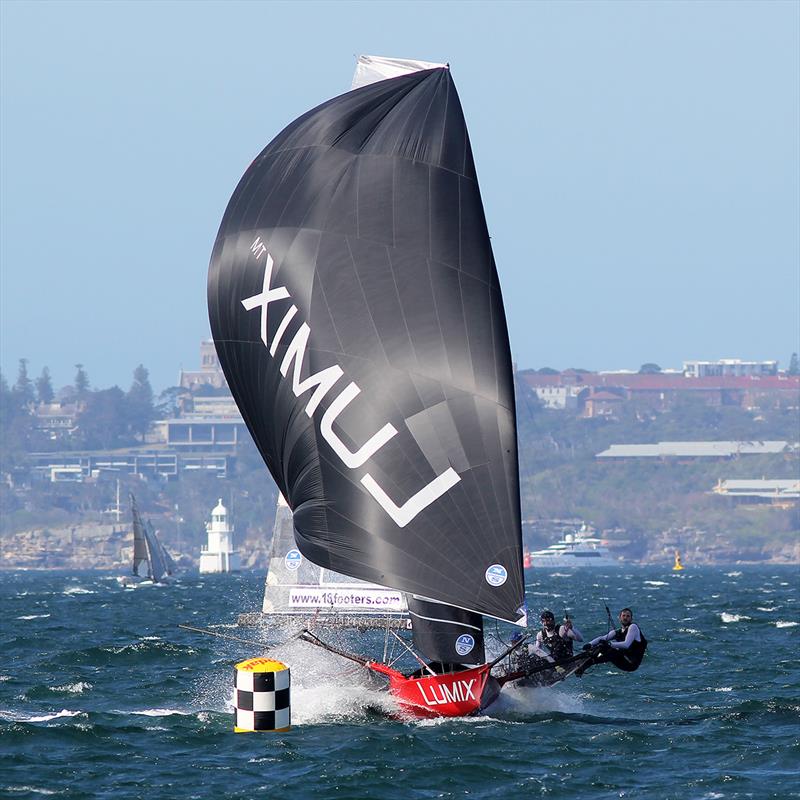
{"left": 683, "top": 359, "right": 778, "bottom": 378}
{"left": 199, "top": 499, "right": 241, "bottom": 573}
{"left": 533, "top": 385, "right": 584, "bottom": 410}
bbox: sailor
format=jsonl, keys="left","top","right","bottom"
{"left": 576, "top": 607, "right": 647, "bottom": 676}
{"left": 532, "top": 610, "right": 584, "bottom": 663}
{"left": 508, "top": 630, "right": 537, "bottom": 674}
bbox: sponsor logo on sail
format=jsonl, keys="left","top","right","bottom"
{"left": 455, "top": 634, "right": 475, "bottom": 656}
{"left": 288, "top": 587, "right": 405, "bottom": 610}
{"left": 242, "top": 238, "right": 462, "bottom": 528}
{"left": 284, "top": 549, "right": 302, "bottom": 571}
{"left": 484, "top": 564, "right": 507, "bottom": 587}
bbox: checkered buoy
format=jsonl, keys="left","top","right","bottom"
{"left": 233, "top": 657, "right": 290, "bottom": 732}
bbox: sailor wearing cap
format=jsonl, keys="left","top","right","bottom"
{"left": 532, "top": 609, "right": 584, "bottom": 663}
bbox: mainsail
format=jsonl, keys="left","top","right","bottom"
{"left": 131, "top": 494, "right": 149, "bottom": 577}
{"left": 208, "top": 58, "right": 525, "bottom": 626}
{"left": 130, "top": 494, "right": 174, "bottom": 583}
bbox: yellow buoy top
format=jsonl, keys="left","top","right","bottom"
{"left": 235, "top": 657, "right": 287, "bottom": 672}
{"left": 673, "top": 550, "right": 685, "bottom": 571}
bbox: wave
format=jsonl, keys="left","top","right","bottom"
{"left": 0, "top": 708, "right": 83, "bottom": 723}
{"left": 15, "top": 614, "right": 51, "bottom": 620}
{"left": 644, "top": 580, "right": 668, "bottom": 586}
{"left": 64, "top": 638, "right": 198, "bottom": 667}
{"left": 719, "top": 613, "right": 750, "bottom": 623}
{"left": 62, "top": 587, "right": 95, "bottom": 595}
{"left": 489, "top": 683, "right": 586, "bottom": 719}
{"left": 725, "top": 571, "right": 743, "bottom": 577}
{"left": 50, "top": 682, "right": 92, "bottom": 694}
{"left": 129, "top": 708, "right": 194, "bottom": 717}
{"left": 775, "top": 621, "right": 798, "bottom": 628}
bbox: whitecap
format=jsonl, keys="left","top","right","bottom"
{"left": 16, "top": 614, "right": 51, "bottom": 620}
{"left": 0, "top": 709, "right": 82, "bottom": 723}
{"left": 62, "top": 587, "right": 94, "bottom": 595}
{"left": 129, "top": 708, "right": 193, "bottom": 717}
{"left": 4, "top": 786, "right": 63, "bottom": 795}
{"left": 756, "top": 607, "right": 777, "bottom": 612}
{"left": 776, "top": 621, "right": 798, "bottom": 628}
{"left": 678, "top": 628, "right": 700, "bottom": 634}
{"left": 644, "top": 580, "right": 667, "bottom": 586}
{"left": 50, "top": 682, "right": 91, "bottom": 694}
{"left": 720, "top": 613, "right": 750, "bottom": 623}
{"left": 725, "top": 571, "right": 742, "bottom": 577}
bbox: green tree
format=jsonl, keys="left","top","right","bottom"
{"left": 157, "top": 386, "right": 188, "bottom": 418}
{"left": 35, "top": 366, "right": 55, "bottom": 404}
{"left": 789, "top": 353, "right": 799, "bottom": 376}
{"left": 639, "top": 363, "right": 662, "bottom": 374}
{"left": 77, "top": 387, "right": 129, "bottom": 449}
{"left": 1, "top": 366, "right": 35, "bottom": 471}
{"left": 13, "top": 359, "right": 34, "bottom": 405}
{"left": 127, "top": 364, "right": 155, "bottom": 441}
{"left": 74, "top": 364, "right": 90, "bottom": 397}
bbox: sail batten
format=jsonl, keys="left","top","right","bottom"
{"left": 209, "top": 63, "right": 525, "bottom": 624}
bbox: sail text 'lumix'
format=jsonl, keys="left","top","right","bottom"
{"left": 242, "top": 237, "right": 461, "bottom": 527}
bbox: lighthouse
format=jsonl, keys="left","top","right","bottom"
{"left": 199, "top": 499, "right": 241, "bottom": 573}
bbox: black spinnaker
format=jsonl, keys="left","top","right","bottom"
{"left": 208, "top": 59, "right": 526, "bottom": 631}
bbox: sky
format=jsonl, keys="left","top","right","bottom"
{"left": 1, "top": 0, "right": 798, "bottom": 393}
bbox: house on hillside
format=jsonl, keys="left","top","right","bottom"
{"left": 582, "top": 389, "right": 625, "bottom": 418}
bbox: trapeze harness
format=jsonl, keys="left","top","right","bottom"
{"left": 538, "top": 625, "right": 575, "bottom": 661}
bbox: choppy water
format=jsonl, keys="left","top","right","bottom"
{"left": 1, "top": 566, "right": 798, "bottom": 799}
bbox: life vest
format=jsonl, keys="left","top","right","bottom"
{"left": 541, "top": 625, "right": 573, "bottom": 661}
{"left": 614, "top": 624, "right": 647, "bottom": 667}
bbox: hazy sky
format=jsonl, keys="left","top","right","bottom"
{"left": 2, "top": 0, "right": 798, "bottom": 392}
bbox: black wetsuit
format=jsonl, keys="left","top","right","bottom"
{"left": 538, "top": 625, "right": 574, "bottom": 661}
{"left": 590, "top": 624, "right": 647, "bottom": 672}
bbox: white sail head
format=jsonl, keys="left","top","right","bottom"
{"left": 351, "top": 54, "right": 448, "bottom": 90}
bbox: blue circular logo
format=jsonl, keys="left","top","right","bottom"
{"left": 285, "top": 549, "right": 302, "bottom": 571}
{"left": 485, "top": 564, "right": 508, "bottom": 587}
{"left": 455, "top": 634, "right": 475, "bottom": 656}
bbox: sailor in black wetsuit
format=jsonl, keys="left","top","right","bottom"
{"left": 532, "top": 610, "right": 584, "bottom": 663}
{"left": 576, "top": 608, "right": 647, "bottom": 676}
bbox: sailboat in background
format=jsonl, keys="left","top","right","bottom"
{"left": 118, "top": 494, "right": 175, "bottom": 587}
{"left": 208, "top": 55, "right": 536, "bottom": 716}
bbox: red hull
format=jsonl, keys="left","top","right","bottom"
{"left": 368, "top": 662, "right": 501, "bottom": 718}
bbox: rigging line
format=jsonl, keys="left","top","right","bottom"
{"left": 177, "top": 624, "right": 284, "bottom": 649}
{"left": 604, "top": 602, "right": 615, "bottom": 633}
{"left": 383, "top": 615, "right": 391, "bottom": 663}
{"left": 390, "top": 630, "right": 435, "bottom": 676}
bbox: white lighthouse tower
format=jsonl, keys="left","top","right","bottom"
{"left": 199, "top": 499, "right": 241, "bottom": 573}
